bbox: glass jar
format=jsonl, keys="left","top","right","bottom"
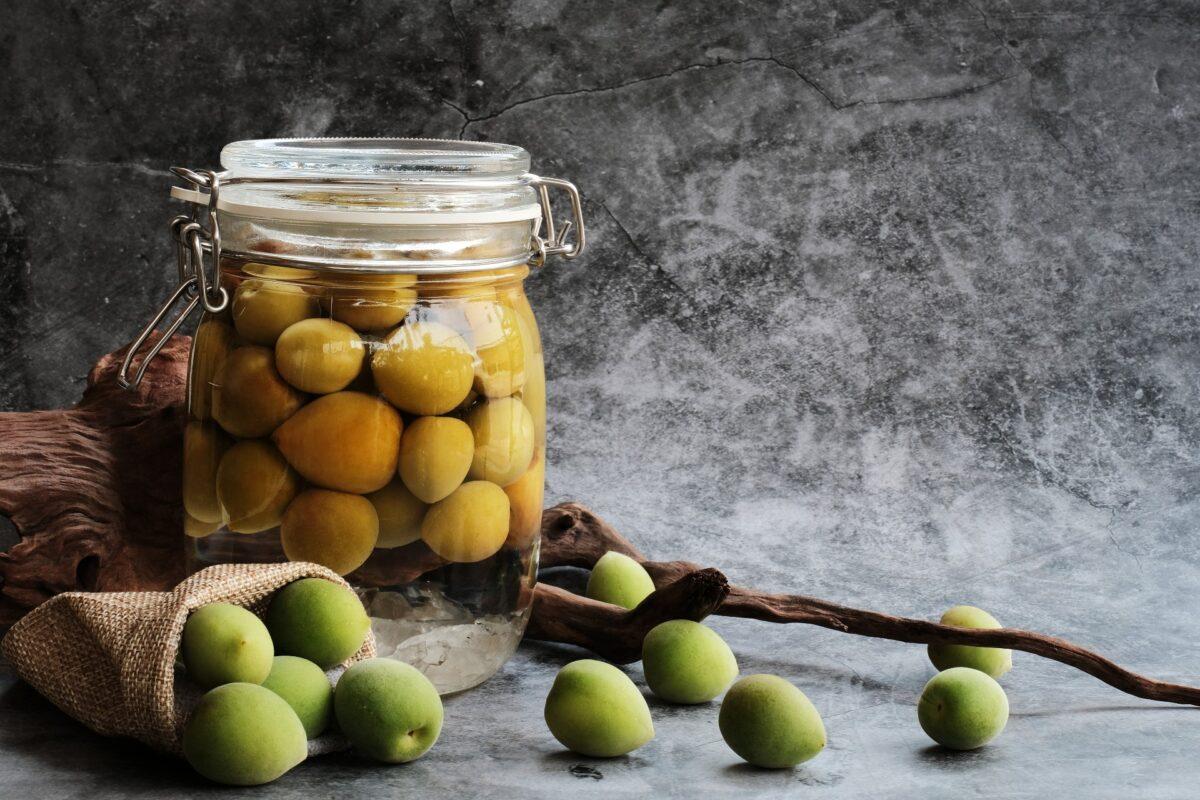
{"left": 120, "top": 139, "right": 584, "bottom": 692}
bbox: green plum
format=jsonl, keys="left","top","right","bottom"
{"left": 334, "top": 658, "right": 443, "bottom": 763}
{"left": 182, "top": 682, "right": 308, "bottom": 786}
{"left": 642, "top": 620, "right": 739, "bottom": 704}
{"left": 585, "top": 551, "right": 655, "bottom": 610}
{"left": 917, "top": 666, "right": 1009, "bottom": 750}
{"left": 543, "top": 659, "right": 654, "bottom": 757}
{"left": 718, "top": 674, "right": 825, "bottom": 768}
{"left": 928, "top": 605, "right": 1012, "bottom": 678}
{"left": 181, "top": 603, "right": 274, "bottom": 690}
{"left": 261, "top": 655, "right": 334, "bottom": 739}
{"left": 265, "top": 578, "right": 370, "bottom": 669}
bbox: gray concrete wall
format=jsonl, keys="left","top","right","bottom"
{"left": 2, "top": 3, "right": 1199, "bottom": 797}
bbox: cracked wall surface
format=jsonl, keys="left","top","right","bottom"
{"left": 1, "top": 1, "right": 1200, "bottom": 797}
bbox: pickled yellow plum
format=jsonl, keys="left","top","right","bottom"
{"left": 467, "top": 302, "right": 526, "bottom": 398}
{"left": 417, "top": 274, "right": 499, "bottom": 301}
{"left": 232, "top": 278, "right": 319, "bottom": 346}
{"left": 467, "top": 396, "right": 535, "bottom": 487}
{"left": 211, "top": 346, "right": 304, "bottom": 439}
{"left": 281, "top": 489, "right": 379, "bottom": 575}
{"left": 185, "top": 513, "right": 221, "bottom": 539}
{"left": 189, "top": 318, "right": 235, "bottom": 421}
{"left": 243, "top": 262, "right": 319, "bottom": 281}
{"left": 371, "top": 321, "right": 475, "bottom": 415}
{"left": 421, "top": 480, "right": 510, "bottom": 563}
{"left": 274, "top": 318, "right": 365, "bottom": 394}
{"left": 327, "top": 274, "right": 418, "bottom": 332}
{"left": 504, "top": 290, "right": 547, "bottom": 446}
{"left": 183, "top": 422, "right": 230, "bottom": 524}
{"left": 273, "top": 392, "right": 401, "bottom": 494}
{"left": 398, "top": 416, "right": 474, "bottom": 504}
{"left": 216, "top": 440, "right": 300, "bottom": 533}
{"left": 504, "top": 450, "right": 544, "bottom": 547}
{"left": 367, "top": 478, "right": 426, "bottom": 548}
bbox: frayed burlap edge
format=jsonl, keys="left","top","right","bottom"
{"left": 1, "top": 562, "right": 375, "bottom": 755}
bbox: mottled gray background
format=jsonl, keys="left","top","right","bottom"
{"left": 2, "top": 1, "right": 1199, "bottom": 798}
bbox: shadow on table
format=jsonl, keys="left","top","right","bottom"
{"left": 0, "top": 676, "right": 210, "bottom": 791}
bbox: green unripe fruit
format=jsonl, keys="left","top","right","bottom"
{"left": 182, "top": 682, "right": 308, "bottom": 786}
{"left": 917, "top": 667, "right": 1009, "bottom": 750}
{"left": 265, "top": 578, "right": 370, "bottom": 669}
{"left": 718, "top": 674, "right": 826, "bottom": 768}
{"left": 642, "top": 620, "right": 739, "bottom": 704}
{"left": 928, "top": 605, "right": 1012, "bottom": 678}
{"left": 586, "top": 551, "right": 655, "bottom": 609}
{"left": 181, "top": 603, "right": 274, "bottom": 690}
{"left": 261, "top": 655, "right": 333, "bottom": 739}
{"left": 543, "top": 659, "right": 654, "bottom": 757}
{"left": 334, "top": 659, "right": 443, "bottom": 763}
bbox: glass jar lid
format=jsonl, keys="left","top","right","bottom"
{"left": 171, "top": 138, "right": 541, "bottom": 226}
{"left": 222, "top": 138, "right": 531, "bottom": 179}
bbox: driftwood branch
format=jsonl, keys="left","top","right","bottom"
{"left": 0, "top": 332, "right": 189, "bottom": 625}
{"left": 2, "top": 334, "right": 1199, "bottom": 707}
{"left": 535, "top": 503, "right": 1200, "bottom": 707}
{"left": 527, "top": 569, "right": 729, "bottom": 664}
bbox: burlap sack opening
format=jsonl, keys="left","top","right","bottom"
{"left": 0, "top": 562, "right": 376, "bottom": 755}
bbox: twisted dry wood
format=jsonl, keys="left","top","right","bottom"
{"left": 0, "top": 332, "right": 190, "bottom": 625}
{"left": 535, "top": 503, "right": 1200, "bottom": 707}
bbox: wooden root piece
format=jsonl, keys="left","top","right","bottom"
{"left": 0, "top": 332, "right": 190, "bottom": 626}
{"left": 527, "top": 569, "right": 729, "bottom": 664}
{"left": 535, "top": 503, "right": 1200, "bottom": 707}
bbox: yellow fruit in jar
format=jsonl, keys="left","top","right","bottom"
{"left": 189, "top": 317, "right": 235, "bottom": 421}
{"left": 467, "top": 302, "right": 526, "bottom": 398}
{"left": 503, "top": 290, "right": 547, "bottom": 445}
{"left": 272, "top": 391, "right": 401, "bottom": 494}
{"left": 504, "top": 450, "right": 545, "bottom": 547}
{"left": 420, "top": 481, "right": 510, "bottom": 563}
{"left": 398, "top": 416, "right": 474, "bottom": 504}
{"left": 467, "top": 397, "right": 535, "bottom": 487}
{"left": 274, "top": 318, "right": 365, "bottom": 394}
{"left": 371, "top": 321, "right": 475, "bottom": 415}
{"left": 281, "top": 489, "right": 379, "bottom": 575}
{"left": 232, "top": 278, "right": 319, "bottom": 346}
{"left": 211, "top": 346, "right": 305, "bottom": 439}
{"left": 183, "top": 422, "right": 231, "bottom": 523}
{"left": 243, "top": 262, "right": 319, "bottom": 281}
{"left": 327, "top": 274, "right": 418, "bottom": 332}
{"left": 185, "top": 513, "right": 221, "bottom": 538}
{"left": 418, "top": 276, "right": 499, "bottom": 301}
{"left": 366, "top": 478, "right": 426, "bottom": 548}
{"left": 216, "top": 440, "right": 300, "bottom": 533}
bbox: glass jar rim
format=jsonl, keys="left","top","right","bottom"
{"left": 220, "top": 137, "right": 533, "bottom": 180}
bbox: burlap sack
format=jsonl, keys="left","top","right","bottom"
{"left": 0, "top": 562, "right": 375, "bottom": 755}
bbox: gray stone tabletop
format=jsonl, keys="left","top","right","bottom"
{"left": 3, "top": 0, "right": 1200, "bottom": 797}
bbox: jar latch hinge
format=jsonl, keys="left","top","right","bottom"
{"left": 117, "top": 168, "right": 229, "bottom": 389}
{"left": 528, "top": 176, "right": 586, "bottom": 267}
